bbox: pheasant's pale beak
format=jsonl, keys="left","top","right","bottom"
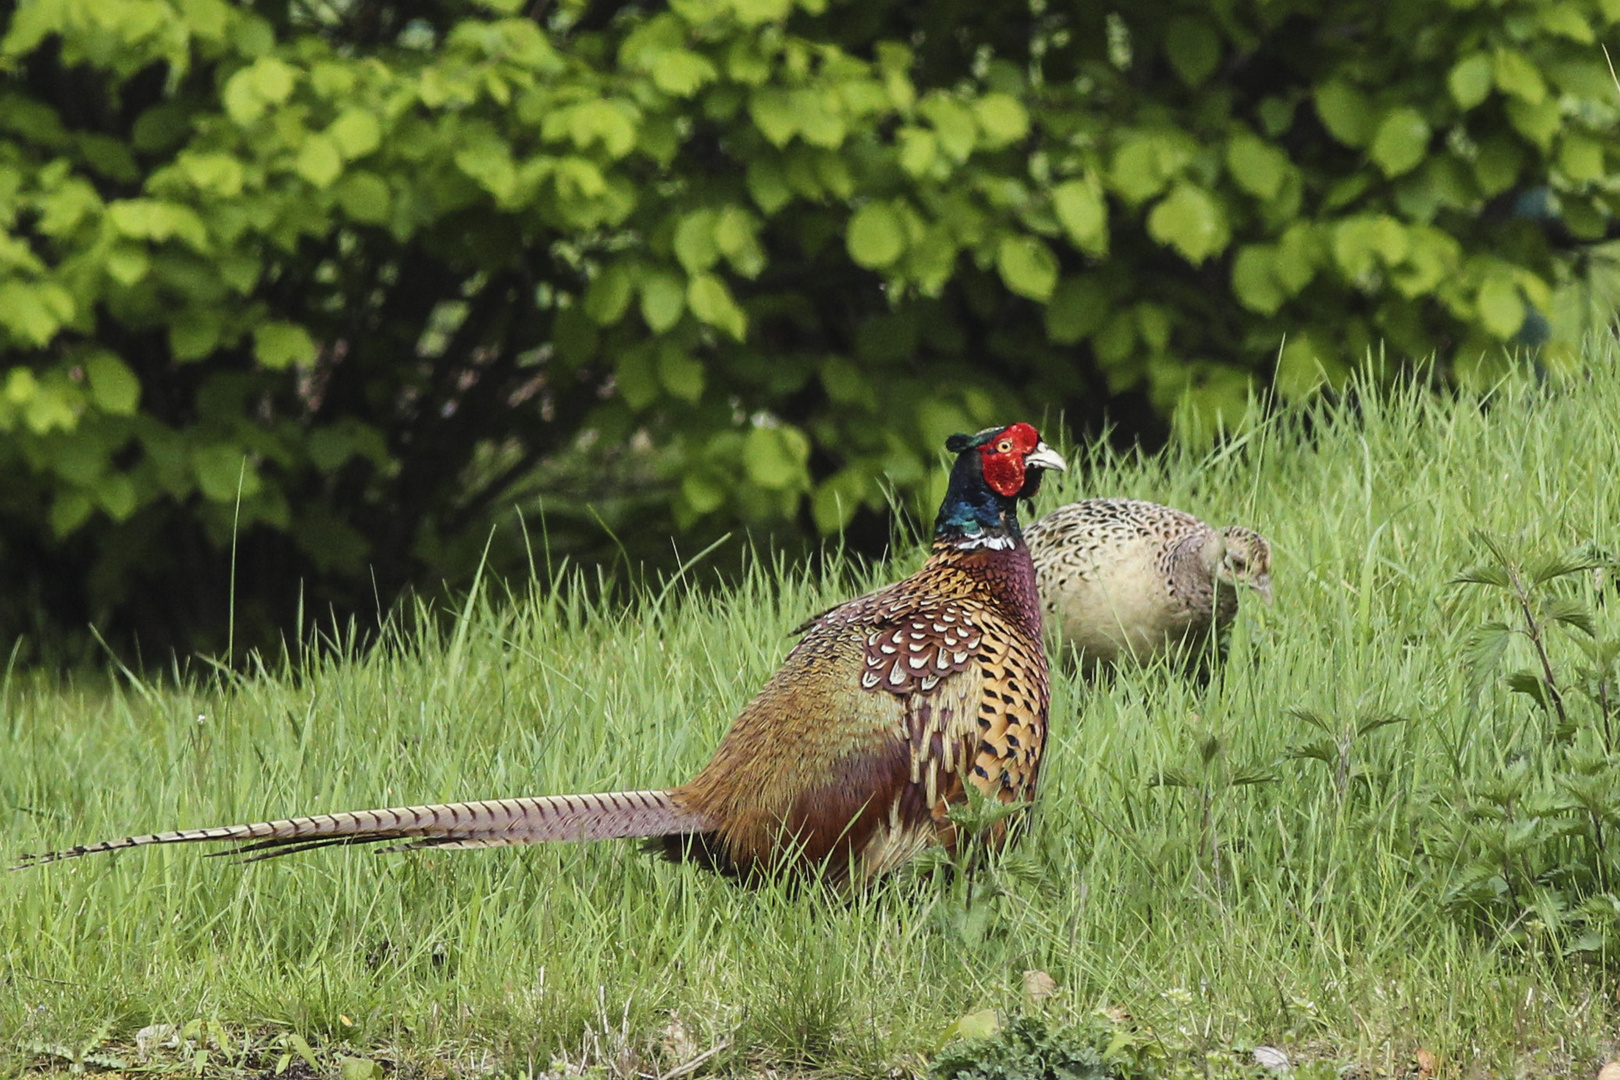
{"left": 1025, "top": 442, "right": 1067, "bottom": 473}
{"left": 1251, "top": 574, "right": 1274, "bottom": 606}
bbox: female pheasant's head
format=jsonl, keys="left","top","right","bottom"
{"left": 934, "top": 423, "right": 1067, "bottom": 546}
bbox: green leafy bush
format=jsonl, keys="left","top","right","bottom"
{"left": 932, "top": 1015, "right": 1112, "bottom": 1080}
{"left": 1, "top": 0, "right": 1617, "bottom": 653}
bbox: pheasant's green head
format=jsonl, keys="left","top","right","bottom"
{"left": 935, "top": 423, "right": 1067, "bottom": 544}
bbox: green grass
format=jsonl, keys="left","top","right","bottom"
{"left": 6, "top": 349, "right": 1620, "bottom": 1078}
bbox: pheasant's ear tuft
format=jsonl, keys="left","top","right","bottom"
{"left": 946, "top": 427, "right": 1005, "bottom": 454}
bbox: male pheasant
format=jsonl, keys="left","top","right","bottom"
{"left": 1024, "top": 498, "right": 1271, "bottom": 672}
{"left": 17, "top": 424, "right": 1066, "bottom": 888}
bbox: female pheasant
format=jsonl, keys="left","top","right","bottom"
{"left": 18, "top": 424, "right": 1066, "bottom": 888}
{"left": 1024, "top": 498, "right": 1271, "bottom": 672}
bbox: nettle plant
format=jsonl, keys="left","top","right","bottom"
{"left": 1148, "top": 726, "right": 1274, "bottom": 889}
{"left": 1426, "top": 532, "right": 1620, "bottom": 956}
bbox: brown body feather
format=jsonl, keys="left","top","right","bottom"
{"left": 669, "top": 540, "right": 1050, "bottom": 884}
{"left": 16, "top": 426, "right": 1063, "bottom": 887}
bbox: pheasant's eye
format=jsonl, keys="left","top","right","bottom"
{"left": 996, "top": 439, "right": 1014, "bottom": 453}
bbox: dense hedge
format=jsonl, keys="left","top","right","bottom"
{"left": 1, "top": 0, "right": 1617, "bottom": 656}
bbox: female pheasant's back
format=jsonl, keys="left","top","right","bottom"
{"left": 1025, "top": 497, "right": 1272, "bottom": 670}
{"left": 16, "top": 424, "right": 1066, "bottom": 887}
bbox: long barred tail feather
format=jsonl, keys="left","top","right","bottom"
{"left": 12, "top": 790, "right": 709, "bottom": 868}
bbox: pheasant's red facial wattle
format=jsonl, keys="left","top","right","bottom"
{"left": 979, "top": 422, "right": 1040, "bottom": 497}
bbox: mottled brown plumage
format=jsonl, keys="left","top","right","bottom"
{"left": 17, "top": 424, "right": 1065, "bottom": 889}
{"left": 1025, "top": 498, "right": 1271, "bottom": 671}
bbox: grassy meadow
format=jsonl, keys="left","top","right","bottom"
{"left": 6, "top": 351, "right": 1620, "bottom": 1078}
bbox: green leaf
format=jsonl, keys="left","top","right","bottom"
{"left": 1542, "top": 3, "right": 1596, "bottom": 42}
{"left": 96, "top": 472, "right": 137, "bottom": 520}
{"left": 1559, "top": 134, "right": 1605, "bottom": 183}
{"left": 1109, "top": 134, "right": 1192, "bottom": 204}
{"left": 972, "top": 93, "right": 1028, "bottom": 147}
{"left": 1165, "top": 16, "right": 1220, "bottom": 86}
{"left": 1474, "top": 136, "right": 1526, "bottom": 195}
{"left": 294, "top": 132, "right": 343, "bottom": 188}
{"left": 1506, "top": 671, "right": 1553, "bottom": 712}
{"left": 1274, "top": 224, "right": 1319, "bottom": 294}
{"left": 1285, "top": 707, "right": 1333, "bottom": 734}
{"left": 1051, "top": 179, "right": 1107, "bottom": 252}
{"left": 1528, "top": 553, "right": 1605, "bottom": 584}
{"left": 328, "top": 110, "right": 382, "bottom": 159}
{"left": 650, "top": 50, "right": 717, "bottom": 97}
{"left": 847, "top": 202, "right": 905, "bottom": 269}
{"left": 686, "top": 273, "right": 747, "bottom": 340}
{"left": 897, "top": 127, "right": 938, "bottom": 178}
{"left": 454, "top": 137, "right": 517, "bottom": 203}
{"left": 1506, "top": 98, "right": 1560, "bottom": 149}
{"left": 1273, "top": 332, "right": 1339, "bottom": 400}
{"left": 0, "top": 281, "right": 73, "bottom": 346}
{"left": 1494, "top": 49, "right": 1547, "bottom": 103}
{"left": 1453, "top": 564, "right": 1512, "bottom": 589}
{"left": 1149, "top": 767, "right": 1197, "bottom": 789}
{"left": 1286, "top": 737, "right": 1336, "bottom": 766}
{"left": 1332, "top": 216, "right": 1407, "bottom": 280}
{"left": 713, "top": 206, "right": 763, "bottom": 277}
{"left": 86, "top": 352, "right": 140, "bottom": 415}
{"left": 657, "top": 343, "right": 705, "bottom": 402}
{"left": 1137, "top": 304, "right": 1171, "bottom": 351}
{"left": 584, "top": 264, "right": 634, "bottom": 326}
{"left": 614, "top": 344, "right": 658, "bottom": 409}
{"left": 1147, "top": 184, "right": 1228, "bottom": 266}
{"left": 639, "top": 271, "right": 686, "bottom": 333}
{"left": 1370, "top": 108, "right": 1430, "bottom": 178}
{"left": 1232, "top": 245, "right": 1285, "bottom": 315}
{"left": 1476, "top": 276, "right": 1524, "bottom": 339}
{"left": 1356, "top": 713, "right": 1408, "bottom": 737}
{"left": 919, "top": 95, "right": 977, "bottom": 161}
{"left": 178, "top": 152, "right": 244, "bottom": 197}
{"left": 335, "top": 172, "right": 392, "bottom": 224}
{"left": 941, "top": 1009, "right": 1000, "bottom": 1045}
{"left": 564, "top": 100, "right": 637, "bottom": 157}
{"left": 255, "top": 321, "right": 317, "bottom": 369}
{"left": 51, "top": 491, "right": 94, "bottom": 537}
{"left": 1226, "top": 134, "right": 1289, "bottom": 201}
{"left": 1542, "top": 596, "right": 1596, "bottom": 637}
{"left": 743, "top": 424, "right": 809, "bottom": 490}
{"left": 170, "top": 309, "right": 223, "bottom": 360}
{"left": 731, "top": 0, "right": 790, "bottom": 24}
{"left": 674, "top": 209, "right": 720, "bottom": 273}
{"left": 996, "top": 235, "right": 1058, "bottom": 301}
{"left": 681, "top": 471, "right": 726, "bottom": 516}
{"left": 746, "top": 157, "right": 791, "bottom": 213}
{"left": 820, "top": 357, "right": 876, "bottom": 408}
{"left": 107, "top": 199, "right": 208, "bottom": 249}
{"left": 1314, "top": 79, "right": 1373, "bottom": 148}
{"left": 222, "top": 58, "right": 296, "bottom": 124}
{"left": 1464, "top": 622, "right": 1514, "bottom": 703}
{"left": 340, "top": 1056, "right": 384, "bottom": 1080}
{"left": 1449, "top": 53, "right": 1494, "bottom": 109}
{"left": 192, "top": 444, "right": 259, "bottom": 503}
{"left": 1044, "top": 275, "right": 1109, "bottom": 344}
{"left": 811, "top": 468, "right": 870, "bottom": 532}
{"left": 748, "top": 88, "right": 796, "bottom": 147}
